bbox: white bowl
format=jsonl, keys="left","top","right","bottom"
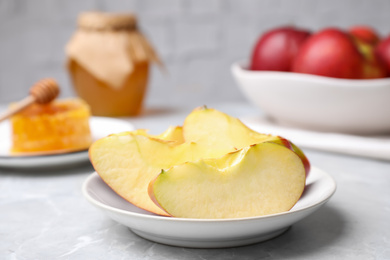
{"left": 232, "top": 61, "right": 390, "bottom": 135}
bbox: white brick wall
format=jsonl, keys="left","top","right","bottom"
{"left": 1, "top": 0, "right": 390, "bottom": 108}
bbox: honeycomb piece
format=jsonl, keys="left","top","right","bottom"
{"left": 10, "top": 98, "right": 92, "bottom": 154}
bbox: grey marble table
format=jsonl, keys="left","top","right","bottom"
{"left": 1, "top": 102, "right": 389, "bottom": 260}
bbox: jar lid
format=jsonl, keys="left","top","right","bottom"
{"left": 78, "top": 11, "right": 137, "bottom": 30}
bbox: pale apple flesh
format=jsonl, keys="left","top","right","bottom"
{"left": 130, "top": 126, "right": 184, "bottom": 143}
{"left": 149, "top": 142, "right": 306, "bottom": 219}
{"left": 183, "top": 107, "right": 282, "bottom": 152}
{"left": 183, "top": 106, "right": 310, "bottom": 176}
{"left": 156, "top": 126, "right": 184, "bottom": 143}
{"left": 89, "top": 132, "right": 201, "bottom": 216}
{"left": 89, "top": 107, "right": 310, "bottom": 218}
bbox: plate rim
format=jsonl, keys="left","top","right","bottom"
{"left": 0, "top": 116, "right": 135, "bottom": 168}
{"left": 82, "top": 166, "right": 337, "bottom": 223}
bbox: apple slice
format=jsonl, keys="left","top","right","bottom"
{"left": 149, "top": 142, "right": 306, "bottom": 219}
{"left": 131, "top": 126, "right": 184, "bottom": 143}
{"left": 183, "top": 106, "right": 310, "bottom": 175}
{"left": 89, "top": 132, "right": 202, "bottom": 216}
{"left": 183, "top": 106, "right": 280, "bottom": 151}
{"left": 156, "top": 126, "right": 184, "bottom": 143}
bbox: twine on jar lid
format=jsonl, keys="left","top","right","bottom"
{"left": 78, "top": 11, "right": 137, "bottom": 31}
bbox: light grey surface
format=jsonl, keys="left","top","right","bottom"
{"left": 1, "top": 0, "right": 390, "bottom": 108}
{"left": 1, "top": 102, "right": 389, "bottom": 259}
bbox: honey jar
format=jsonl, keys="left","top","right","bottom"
{"left": 66, "top": 12, "right": 162, "bottom": 116}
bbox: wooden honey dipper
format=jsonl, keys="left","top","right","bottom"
{"left": 0, "top": 78, "right": 60, "bottom": 122}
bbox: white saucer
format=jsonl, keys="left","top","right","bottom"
{"left": 0, "top": 117, "right": 134, "bottom": 169}
{"left": 82, "top": 166, "right": 336, "bottom": 248}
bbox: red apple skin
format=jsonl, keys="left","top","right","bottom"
{"left": 292, "top": 28, "right": 365, "bottom": 79}
{"left": 363, "top": 60, "right": 388, "bottom": 79}
{"left": 250, "top": 26, "right": 311, "bottom": 71}
{"left": 375, "top": 35, "right": 390, "bottom": 75}
{"left": 268, "top": 137, "right": 310, "bottom": 177}
{"left": 290, "top": 143, "right": 311, "bottom": 177}
{"left": 354, "top": 38, "right": 388, "bottom": 79}
{"left": 349, "top": 25, "right": 380, "bottom": 46}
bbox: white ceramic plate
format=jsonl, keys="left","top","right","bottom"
{"left": 0, "top": 117, "right": 134, "bottom": 169}
{"left": 83, "top": 167, "right": 336, "bottom": 248}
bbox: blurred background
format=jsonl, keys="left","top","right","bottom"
{"left": 1, "top": 0, "right": 390, "bottom": 109}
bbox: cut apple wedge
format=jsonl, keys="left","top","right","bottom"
{"left": 89, "top": 132, "right": 202, "bottom": 216}
{"left": 89, "top": 107, "right": 310, "bottom": 218}
{"left": 156, "top": 126, "right": 184, "bottom": 144}
{"left": 183, "top": 106, "right": 279, "bottom": 152}
{"left": 130, "top": 126, "right": 184, "bottom": 143}
{"left": 183, "top": 106, "right": 310, "bottom": 175}
{"left": 149, "top": 142, "right": 306, "bottom": 219}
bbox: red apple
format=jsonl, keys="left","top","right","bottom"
{"left": 375, "top": 35, "right": 390, "bottom": 75}
{"left": 349, "top": 25, "right": 380, "bottom": 46}
{"left": 250, "top": 26, "right": 311, "bottom": 71}
{"left": 357, "top": 40, "right": 388, "bottom": 79}
{"left": 362, "top": 59, "right": 388, "bottom": 79}
{"left": 292, "top": 28, "right": 367, "bottom": 79}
